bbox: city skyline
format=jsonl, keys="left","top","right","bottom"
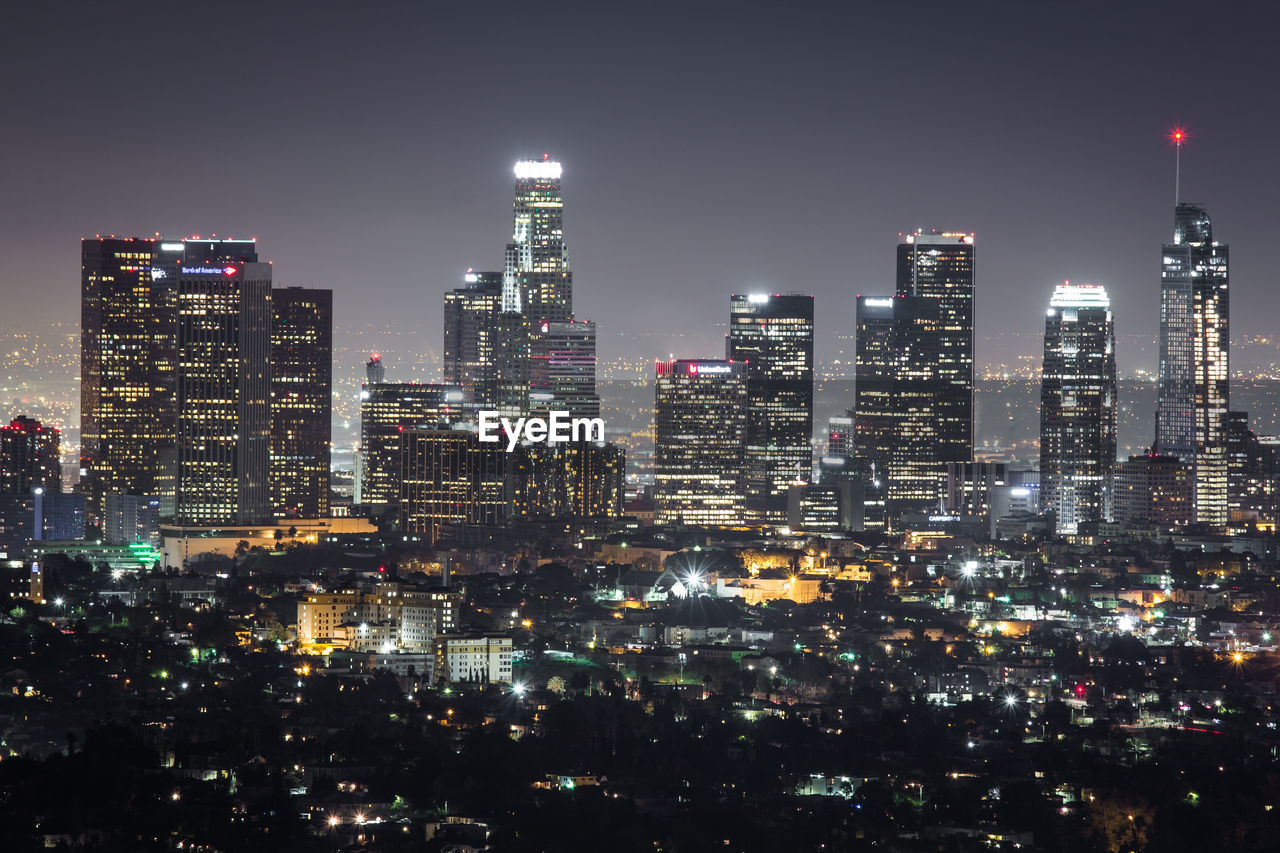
{"left": 4, "top": 3, "right": 1279, "bottom": 377}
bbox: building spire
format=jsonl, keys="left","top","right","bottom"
{"left": 1171, "top": 127, "right": 1186, "bottom": 205}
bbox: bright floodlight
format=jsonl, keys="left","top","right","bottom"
{"left": 514, "top": 160, "right": 562, "bottom": 180}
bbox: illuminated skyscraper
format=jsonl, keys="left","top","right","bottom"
{"left": 400, "top": 428, "right": 506, "bottom": 544}
{"left": 443, "top": 271, "right": 503, "bottom": 410}
{"left": 852, "top": 294, "right": 945, "bottom": 526}
{"left": 654, "top": 359, "right": 748, "bottom": 526}
{"left": 727, "top": 293, "right": 814, "bottom": 522}
{"left": 896, "top": 231, "right": 975, "bottom": 464}
{"left": 1155, "top": 203, "right": 1229, "bottom": 527}
{"left": 529, "top": 319, "right": 600, "bottom": 419}
{"left": 270, "top": 286, "right": 332, "bottom": 518}
{"left": 506, "top": 440, "right": 625, "bottom": 520}
{"left": 1040, "top": 282, "right": 1117, "bottom": 535}
{"left": 0, "top": 417, "right": 61, "bottom": 495}
{"left": 359, "top": 383, "right": 464, "bottom": 513}
{"left": 175, "top": 240, "right": 271, "bottom": 526}
{"left": 353, "top": 353, "right": 386, "bottom": 505}
{"left": 503, "top": 157, "right": 572, "bottom": 323}
{"left": 80, "top": 237, "right": 184, "bottom": 520}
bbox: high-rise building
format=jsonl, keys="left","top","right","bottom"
{"left": 80, "top": 237, "right": 184, "bottom": 520}
{"left": 727, "top": 293, "right": 814, "bottom": 522}
{"left": 443, "top": 271, "right": 503, "bottom": 411}
{"left": 1227, "top": 411, "right": 1279, "bottom": 521}
{"left": 1155, "top": 203, "right": 1229, "bottom": 528}
{"left": 506, "top": 440, "right": 625, "bottom": 519}
{"left": 503, "top": 158, "right": 572, "bottom": 323}
{"left": 1039, "top": 282, "right": 1117, "bottom": 535}
{"left": 1113, "top": 453, "right": 1192, "bottom": 528}
{"left": 654, "top": 359, "right": 748, "bottom": 527}
{"left": 399, "top": 428, "right": 506, "bottom": 544}
{"left": 174, "top": 240, "right": 272, "bottom": 526}
{"left": 0, "top": 417, "right": 61, "bottom": 495}
{"left": 943, "top": 462, "right": 1010, "bottom": 518}
{"left": 493, "top": 313, "right": 531, "bottom": 415}
{"left": 529, "top": 320, "right": 600, "bottom": 419}
{"left": 359, "top": 383, "right": 463, "bottom": 512}
{"left": 353, "top": 353, "right": 385, "bottom": 506}
{"left": 897, "top": 231, "right": 975, "bottom": 465}
{"left": 270, "top": 287, "right": 333, "bottom": 519}
{"left": 103, "top": 493, "right": 162, "bottom": 547}
{"left": 852, "top": 294, "right": 945, "bottom": 526}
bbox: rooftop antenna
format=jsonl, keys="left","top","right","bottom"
{"left": 1171, "top": 127, "right": 1186, "bottom": 205}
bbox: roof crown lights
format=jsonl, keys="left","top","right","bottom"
{"left": 1049, "top": 281, "right": 1111, "bottom": 309}
{"left": 514, "top": 160, "right": 562, "bottom": 180}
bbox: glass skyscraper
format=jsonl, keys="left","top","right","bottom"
{"left": 1155, "top": 203, "right": 1229, "bottom": 528}
{"left": 654, "top": 359, "right": 748, "bottom": 527}
{"left": 80, "top": 237, "right": 183, "bottom": 520}
{"left": 727, "top": 293, "right": 814, "bottom": 523}
{"left": 443, "top": 271, "right": 503, "bottom": 411}
{"left": 852, "top": 294, "right": 945, "bottom": 527}
{"left": 175, "top": 240, "right": 271, "bottom": 526}
{"left": 503, "top": 158, "right": 572, "bottom": 323}
{"left": 896, "top": 231, "right": 975, "bottom": 465}
{"left": 529, "top": 319, "right": 600, "bottom": 419}
{"left": 1040, "top": 282, "right": 1117, "bottom": 535}
{"left": 359, "top": 383, "right": 464, "bottom": 513}
{"left": 270, "top": 286, "right": 333, "bottom": 519}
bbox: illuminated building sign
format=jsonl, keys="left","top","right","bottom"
{"left": 688, "top": 363, "right": 732, "bottom": 375}
{"left": 181, "top": 266, "right": 238, "bottom": 276}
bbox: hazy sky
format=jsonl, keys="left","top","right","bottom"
{"left": 3, "top": 1, "right": 1277, "bottom": 374}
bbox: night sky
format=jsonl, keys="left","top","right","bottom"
{"left": 3, "top": 1, "right": 1277, "bottom": 374}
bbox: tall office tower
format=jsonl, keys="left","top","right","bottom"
{"left": 507, "top": 440, "right": 625, "bottom": 519}
{"left": 1039, "top": 283, "right": 1117, "bottom": 535}
{"left": 359, "top": 383, "right": 463, "bottom": 512}
{"left": 528, "top": 320, "right": 600, "bottom": 418}
{"left": 80, "top": 237, "right": 184, "bottom": 520}
{"left": 0, "top": 417, "right": 61, "bottom": 494}
{"left": 896, "top": 231, "right": 975, "bottom": 465}
{"left": 1155, "top": 203, "right": 1230, "bottom": 527}
{"left": 1227, "top": 411, "right": 1279, "bottom": 520}
{"left": 503, "top": 158, "right": 572, "bottom": 322}
{"left": 174, "top": 240, "right": 272, "bottom": 526}
{"left": 443, "top": 271, "right": 503, "bottom": 410}
{"left": 270, "top": 287, "right": 333, "bottom": 518}
{"left": 727, "top": 293, "right": 815, "bottom": 522}
{"left": 353, "top": 353, "right": 385, "bottom": 506}
{"left": 1113, "top": 453, "right": 1192, "bottom": 528}
{"left": 399, "top": 428, "right": 506, "bottom": 544}
{"left": 852, "top": 294, "right": 945, "bottom": 526}
{"left": 653, "top": 359, "right": 748, "bottom": 526}
{"left": 490, "top": 312, "right": 531, "bottom": 415}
